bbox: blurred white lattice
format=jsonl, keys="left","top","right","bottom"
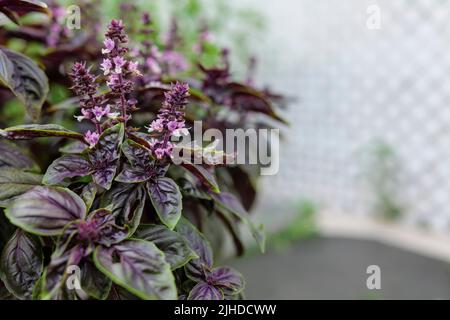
{"left": 237, "top": 0, "right": 450, "bottom": 231}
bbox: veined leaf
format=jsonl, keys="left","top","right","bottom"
{"left": 101, "top": 183, "right": 146, "bottom": 236}
{"left": 0, "top": 167, "right": 42, "bottom": 207}
{"left": 0, "top": 1, "right": 49, "bottom": 25}
{"left": 43, "top": 154, "right": 92, "bottom": 186}
{"left": 0, "top": 230, "right": 43, "bottom": 299}
{"left": 136, "top": 224, "right": 197, "bottom": 270}
{"left": 0, "top": 124, "right": 84, "bottom": 141}
{"left": 94, "top": 240, "right": 177, "bottom": 300}
{"left": 0, "top": 47, "right": 49, "bottom": 121}
{"left": 207, "top": 266, "right": 244, "bottom": 295}
{"left": 181, "top": 161, "right": 220, "bottom": 193}
{"left": 0, "top": 140, "right": 39, "bottom": 171}
{"left": 188, "top": 282, "right": 223, "bottom": 300}
{"left": 88, "top": 124, "right": 124, "bottom": 190}
{"left": 5, "top": 186, "right": 86, "bottom": 236}
{"left": 210, "top": 191, "right": 265, "bottom": 253}
{"left": 147, "top": 177, "right": 182, "bottom": 230}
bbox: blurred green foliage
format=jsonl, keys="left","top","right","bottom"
{"left": 366, "top": 141, "right": 404, "bottom": 221}
{"left": 268, "top": 200, "right": 319, "bottom": 251}
{"left": 243, "top": 200, "right": 319, "bottom": 256}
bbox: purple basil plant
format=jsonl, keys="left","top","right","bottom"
{"left": 0, "top": 18, "right": 266, "bottom": 300}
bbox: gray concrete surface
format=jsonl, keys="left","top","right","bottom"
{"left": 228, "top": 237, "right": 450, "bottom": 299}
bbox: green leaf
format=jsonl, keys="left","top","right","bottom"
{"left": 0, "top": 124, "right": 85, "bottom": 141}
{"left": 0, "top": 230, "right": 43, "bottom": 299}
{"left": 0, "top": 167, "right": 42, "bottom": 207}
{"left": 5, "top": 186, "right": 86, "bottom": 236}
{"left": 0, "top": 47, "right": 49, "bottom": 121}
{"left": 147, "top": 177, "right": 182, "bottom": 230}
{"left": 93, "top": 240, "right": 177, "bottom": 300}
{"left": 136, "top": 224, "right": 198, "bottom": 270}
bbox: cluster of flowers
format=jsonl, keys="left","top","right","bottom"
{"left": 46, "top": 1, "right": 72, "bottom": 47}
{"left": 148, "top": 82, "right": 190, "bottom": 160}
{"left": 101, "top": 19, "right": 140, "bottom": 119}
{"left": 70, "top": 20, "right": 141, "bottom": 148}
{"left": 69, "top": 62, "right": 112, "bottom": 147}
{"left": 132, "top": 13, "right": 187, "bottom": 80}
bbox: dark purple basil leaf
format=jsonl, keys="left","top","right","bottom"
{"left": 0, "top": 47, "right": 48, "bottom": 121}
{"left": 0, "top": 209, "right": 15, "bottom": 254}
{"left": 210, "top": 191, "right": 265, "bottom": 253}
{"left": 5, "top": 186, "right": 86, "bottom": 236}
{"left": 43, "top": 155, "right": 92, "bottom": 186}
{"left": 92, "top": 163, "right": 117, "bottom": 190}
{"left": 107, "top": 284, "right": 140, "bottom": 300}
{"left": 215, "top": 209, "right": 244, "bottom": 257}
{"left": 0, "top": 0, "right": 49, "bottom": 25}
{"left": 147, "top": 177, "right": 182, "bottom": 230}
{"left": 115, "top": 166, "right": 152, "bottom": 183}
{"left": 93, "top": 240, "right": 177, "bottom": 300}
{"left": 178, "top": 178, "right": 211, "bottom": 200}
{"left": 80, "top": 182, "right": 97, "bottom": 211}
{"left": 181, "top": 162, "right": 220, "bottom": 193}
{"left": 88, "top": 123, "right": 124, "bottom": 163}
{"left": 88, "top": 124, "right": 124, "bottom": 190}
{"left": 135, "top": 224, "right": 197, "bottom": 270}
{"left": 85, "top": 209, "right": 128, "bottom": 246}
{"left": 0, "top": 167, "right": 42, "bottom": 207}
{"left": 40, "top": 245, "right": 87, "bottom": 300}
{"left": 80, "top": 259, "right": 111, "bottom": 300}
{"left": 0, "top": 230, "right": 43, "bottom": 299}
{"left": 176, "top": 218, "right": 213, "bottom": 282}
{"left": 115, "top": 140, "right": 155, "bottom": 183}
{"left": 0, "top": 124, "right": 84, "bottom": 141}
{"left": 0, "top": 6, "right": 20, "bottom": 25}
{"left": 207, "top": 266, "right": 244, "bottom": 295}
{"left": 121, "top": 139, "right": 154, "bottom": 168}
{"left": 59, "top": 140, "right": 88, "bottom": 154}
{"left": 228, "top": 82, "right": 286, "bottom": 123}
{"left": 176, "top": 217, "right": 213, "bottom": 267}
{"left": 188, "top": 282, "right": 223, "bottom": 300}
{"left": 0, "top": 140, "right": 39, "bottom": 171}
{"left": 227, "top": 166, "right": 257, "bottom": 211}
{"left": 100, "top": 183, "right": 146, "bottom": 236}
{"left": 0, "top": 279, "right": 14, "bottom": 299}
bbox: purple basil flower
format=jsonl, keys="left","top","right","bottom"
{"left": 113, "top": 56, "right": 126, "bottom": 73}
{"left": 147, "top": 82, "right": 189, "bottom": 160}
{"left": 102, "top": 19, "right": 136, "bottom": 120}
{"left": 100, "top": 58, "right": 112, "bottom": 75}
{"left": 161, "top": 50, "right": 188, "bottom": 75}
{"left": 102, "top": 38, "right": 115, "bottom": 54}
{"left": 84, "top": 130, "right": 100, "bottom": 147}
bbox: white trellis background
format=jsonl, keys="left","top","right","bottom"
{"left": 231, "top": 0, "right": 450, "bottom": 233}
